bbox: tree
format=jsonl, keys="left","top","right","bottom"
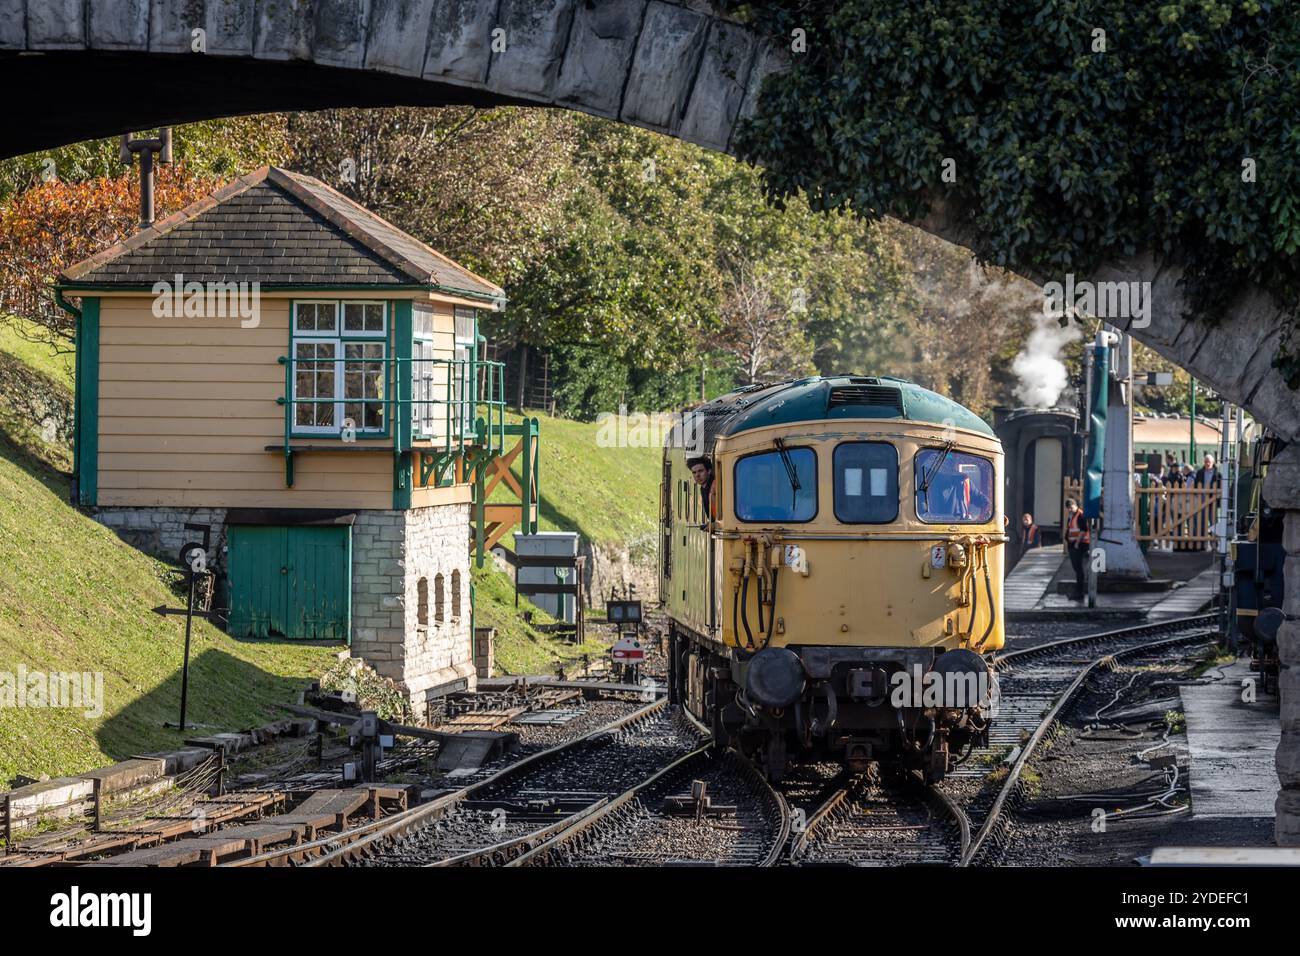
{"left": 888, "top": 222, "right": 1041, "bottom": 414}
{"left": 726, "top": 0, "right": 1300, "bottom": 391}
{"left": 0, "top": 116, "right": 289, "bottom": 204}
{"left": 0, "top": 166, "right": 219, "bottom": 347}
{"left": 287, "top": 106, "right": 578, "bottom": 282}
{"left": 710, "top": 255, "right": 815, "bottom": 384}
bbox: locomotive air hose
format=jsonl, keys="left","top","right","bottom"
{"left": 810, "top": 682, "right": 837, "bottom": 736}
{"left": 974, "top": 547, "right": 997, "bottom": 651}
{"left": 761, "top": 567, "right": 779, "bottom": 650}
{"left": 895, "top": 707, "right": 918, "bottom": 751}
{"left": 740, "top": 570, "right": 755, "bottom": 649}
{"left": 731, "top": 582, "right": 740, "bottom": 649}
{"left": 961, "top": 547, "right": 979, "bottom": 644}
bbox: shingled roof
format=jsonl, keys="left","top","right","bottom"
{"left": 58, "top": 166, "right": 505, "bottom": 305}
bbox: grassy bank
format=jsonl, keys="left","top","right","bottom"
{"left": 0, "top": 431, "right": 341, "bottom": 788}
{"left": 491, "top": 409, "right": 663, "bottom": 557}
{"left": 0, "top": 319, "right": 74, "bottom": 387}
{"left": 471, "top": 563, "right": 607, "bottom": 675}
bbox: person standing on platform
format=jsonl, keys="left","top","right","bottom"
{"left": 1019, "top": 513, "right": 1041, "bottom": 552}
{"left": 1165, "top": 454, "right": 1183, "bottom": 486}
{"left": 1194, "top": 453, "right": 1221, "bottom": 489}
{"left": 1064, "top": 498, "right": 1090, "bottom": 601}
{"left": 1193, "top": 453, "right": 1221, "bottom": 549}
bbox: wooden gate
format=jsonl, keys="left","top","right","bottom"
{"left": 1136, "top": 486, "right": 1220, "bottom": 548}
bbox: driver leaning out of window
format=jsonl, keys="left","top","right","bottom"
{"left": 687, "top": 456, "right": 718, "bottom": 529}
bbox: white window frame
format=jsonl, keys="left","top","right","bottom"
{"left": 291, "top": 336, "right": 342, "bottom": 435}
{"left": 453, "top": 307, "right": 477, "bottom": 438}
{"left": 413, "top": 305, "right": 438, "bottom": 438}
{"left": 341, "top": 338, "right": 388, "bottom": 434}
{"left": 341, "top": 300, "right": 388, "bottom": 337}
{"left": 292, "top": 300, "right": 340, "bottom": 335}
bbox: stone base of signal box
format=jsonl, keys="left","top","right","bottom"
{"left": 93, "top": 501, "right": 476, "bottom": 722}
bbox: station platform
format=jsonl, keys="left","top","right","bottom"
{"left": 1004, "top": 546, "right": 1218, "bottom": 621}
{"left": 1004, "top": 544, "right": 1064, "bottom": 614}
{"left": 1140, "top": 659, "right": 1282, "bottom": 861}
{"left": 1180, "top": 660, "right": 1280, "bottom": 820}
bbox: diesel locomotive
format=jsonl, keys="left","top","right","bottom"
{"left": 661, "top": 376, "right": 1005, "bottom": 782}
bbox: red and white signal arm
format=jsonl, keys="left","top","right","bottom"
{"left": 611, "top": 636, "right": 645, "bottom": 662}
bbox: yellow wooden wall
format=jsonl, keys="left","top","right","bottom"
{"left": 95, "top": 293, "right": 464, "bottom": 510}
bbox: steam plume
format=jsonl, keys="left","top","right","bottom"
{"left": 1013, "top": 312, "right": 1081, "bottom": 407}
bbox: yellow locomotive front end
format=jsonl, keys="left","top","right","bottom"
{"left": 662, "top": 377, "right": 1005, "bottom": 781}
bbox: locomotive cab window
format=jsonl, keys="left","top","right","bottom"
{"left": 915, "top": 448, "right": 994, "bottom": 523}
{"left": 734, "top": 447, "right": 817, "bottom": 523}
{"left": 834, "top": 442, "right": 899, "bottom": 523}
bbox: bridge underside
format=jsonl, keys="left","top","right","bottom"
{"left": 2, "top": 52, "right": 534, "bottom": 157}
{"left": 1, "top": 0, "right": 779, "bottom": 162}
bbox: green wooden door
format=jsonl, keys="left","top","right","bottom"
{"left": 228, "top": 526, "right": 289, "bottom": 638}
{"left": 287, "top": 525, "right": 352, "bottom": 641}
{"left": 228, "top": 525, "right": 351, "bottom": 641}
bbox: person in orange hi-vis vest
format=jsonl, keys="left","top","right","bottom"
{"left": 1064, "top": 497, "right": 1091, "bottom": 601}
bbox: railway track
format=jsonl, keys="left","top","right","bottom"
{"left": 512, "top": 746, "right": 790, "bottom": 867}
{"left": 956, "top": 613, "right": 1219, "bottom": 866}
{"left": 27, "top": 617, "right": 1215, "bottom": 869}
{"left": 230, "top": 697, "right": 705, "bottom": 867}
{"left": 790, "top": 770, "right": 969, "bottom": 866}
{"left": 787, "top": 614, "right": 1217, "bottom": 867}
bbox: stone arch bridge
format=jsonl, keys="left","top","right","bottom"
{"left": 2, "top": 0, "right": 781, "bottom": 157}
{"left": 4, "top": 0, "right": 1298, "bottom": 843}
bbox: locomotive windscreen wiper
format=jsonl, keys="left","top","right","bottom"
{"left": 918, "top": 440, "right": 956, "bottom": 504}
{"left": 773, "top": 437, "right": 800, "bottom": 506}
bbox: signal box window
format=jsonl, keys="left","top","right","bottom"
{"left": 734, "top": 447, "right": 817, "bottom": 523}
{"left": 915, "top": 448, "right": 994, "bottom": 523}
{"left": 291, "top": 300, "right": 387, "bottom": 436}
{"left": 834, "top": 442, "right": 899, "bottom": 523}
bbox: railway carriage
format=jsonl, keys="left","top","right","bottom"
{"left": 662, "top": 376, "right": 1005, "bottom": 782}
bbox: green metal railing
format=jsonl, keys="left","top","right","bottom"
{"left": 275, "top": 354, "right": 507, "bottom": 488}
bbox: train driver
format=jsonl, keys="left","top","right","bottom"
{"left": 923, "top": 459, "right": 991, "bottom": 521}
{"left": 687, "top": 456, "right": 718, "bottom": 526}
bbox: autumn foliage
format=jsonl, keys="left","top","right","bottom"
{"left": 0, "top": 166, "right": 221, "bottom": 343}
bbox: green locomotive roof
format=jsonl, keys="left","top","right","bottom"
{"left": 711, "top": 376, "right": 994, "bottom": 439}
